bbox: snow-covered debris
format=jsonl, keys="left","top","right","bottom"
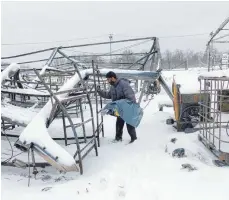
{"left": 181, "top": 163, "right": 197, "bottom": 171}
{"left": 1, "top": 63, "right": 20, "bottom": 84}
{"left": 165, "top": 133, "right": 214, "bottom": 165}
{"left": 172, "top": 148, "right": 185, "bottom": 158}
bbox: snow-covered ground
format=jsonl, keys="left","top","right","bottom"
{"left": 1, "top": 67, "right": 229, "bottom": 200}
{"left": 2, "top": 98, "right": 229, "bottom": 200}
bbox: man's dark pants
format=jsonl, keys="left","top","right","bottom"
{"left": 115, "top": 117, "right": 137, "bottom": 141}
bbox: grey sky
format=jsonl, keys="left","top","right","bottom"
{"left": 1, "top": 1, "right": 229, "bottom": 61}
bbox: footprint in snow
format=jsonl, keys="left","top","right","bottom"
{"left": 115, "top": 186, "right": 126, "bottom": 199}
{"left": 98, "top": 178, "right": 108, "bottom": 190}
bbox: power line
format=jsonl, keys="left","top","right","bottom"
{"left": 160, "top": 33, "right": 209, "bottom": 38}
{"left": 65, "top": 38, "right": 152, "bottom": 56}
{"left": 1, "top": 34, "right": 109, "bottom": 46}
{"left": 108, "top": 39, "right": 152, "bottom": 54}
{"left": 1, "top": 33, "right": 209, "bottom": 47}
{"left": 115, "top": 32, "right": 209, "bottom": 39}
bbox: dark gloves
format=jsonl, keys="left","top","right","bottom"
{"left": 83, "top": 74, "right": 89, "bottom": 81}
{"left": 96, "top": 85, "right": 101, "bottom": 92}
{"left": 107, "top": 109, "right": 114, "bottom": 115}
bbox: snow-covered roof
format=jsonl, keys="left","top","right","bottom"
{"left": 162, "top": 68, "right": 229, "bottom": 94}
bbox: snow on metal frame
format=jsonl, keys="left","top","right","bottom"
{"left": 1, "top": 63, "right": 20, "bottom": 84}
{"left": 1, "top": 88, "right": 50, "bottom": 96}
{"left": 98, "top": 69, "right": 160, "bottom": 80}
{"left": 18, "top": 69, "right": 93, "bottom": 172}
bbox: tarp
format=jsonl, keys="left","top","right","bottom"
{"left": 102, "top": 99, "right": 144, "bottom": 128}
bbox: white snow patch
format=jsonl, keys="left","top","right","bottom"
{"left": 1, "top": 63, "right": 20, "bottom": 84}
{"left": 1, "top": 102, "right": 38, "bottom": 125}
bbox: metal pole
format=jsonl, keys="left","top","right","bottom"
{"left": 139, "top": 38, "right": 156, "bottom": 71}
{"left": 128, "top": 51, "right": 157, "bottom": 69}
{"left": 92, "top": 61, "right": 100, "bottom": 147}
{"left": 79, "top": 99, "right": 87, "bottom": 143}
{"left": 207, "top": 16, "right": 229, "bottom": 46}
{"left": 207, "top": 45, "right": 211, "bottom": 72}
{"left": 62, "top": 113, "right": 68, "bottom": 146}
{"left": 45, "top": 47, "right": 59, "bottom": 67}
{"left": 96, "top": 65, "right": 105, "bottom": 137}
{"left": 109, "top": 34, "right": 113, "bottom": 63}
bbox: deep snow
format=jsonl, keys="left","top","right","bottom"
{"left": 1, "top": 67, "right": 229, "bottom": 200}
{"left": 2, "top": 97, "right": 229, "bottom": 200}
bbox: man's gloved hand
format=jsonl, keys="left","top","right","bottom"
{"left": 107, "top": 109, "right": 114, "bottom": 116}
{"left": 83, "top": 74, "right": 89, "bottom": 80}
{"left": 96, "top": 85, "right": 101, "bottom": 92}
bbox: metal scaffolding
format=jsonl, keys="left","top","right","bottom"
{"left": 198, "top": 76, "right": 229, "bottom": 165}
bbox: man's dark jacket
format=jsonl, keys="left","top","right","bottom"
{"left": 98, "top": 78, "right": 136, "bottom": 103}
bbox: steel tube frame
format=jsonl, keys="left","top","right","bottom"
{"left": 2, "top": 37, "right": 155, "bottom": 60}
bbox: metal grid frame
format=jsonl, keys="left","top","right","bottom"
{"left": 198, "top": 75, "right": 229, "bottom": 163}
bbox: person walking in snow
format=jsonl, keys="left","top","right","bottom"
{"left": 97, "top": 71, "right": 137, "bottom": 143}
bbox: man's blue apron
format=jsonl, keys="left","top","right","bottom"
{"left": 102, "top": 99, "right": 143, "bottom": 128}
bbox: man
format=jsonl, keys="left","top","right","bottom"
{"left": 97, "top": 71, "right": 137, "bottom": 143}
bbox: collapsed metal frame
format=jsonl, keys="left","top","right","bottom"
{"left": 2, "top": 36, "right": 162, "bottom": 103}
{"left": 1, "top": 36, "right": 169, "bottom": 175}
{"left": 206, "top": 17, "right": 229, "bottom": 72}
{"left": 1, "top": 52, "right": 105, "bottom": 175}
{"left": 1, "top": 36, "right": 161, "bottom": 71}
{"left": 1, "top": 36, "right": 161, "bottom": 105}
{"left": 198, "top": 76, "right": 229, "bottom": 164}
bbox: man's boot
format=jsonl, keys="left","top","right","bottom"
{"left": 115, "top": 117, "right": 125, "bottom": 141}
{"left": 127, "top": 124, "right": 137, "bottom": 143}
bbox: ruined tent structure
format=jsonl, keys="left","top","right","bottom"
{"left": 1, "top": 37, "right": 172, "bottom": 175}
{"left": 206, "top": 16, "right": 229, "bottom": 71}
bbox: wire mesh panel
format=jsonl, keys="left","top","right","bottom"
{"left": 198, "top": 76, "right": 229, "bottom": 163}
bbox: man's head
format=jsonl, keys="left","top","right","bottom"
{"left": 106, "top": 71, "right": 117, "bottom": 85}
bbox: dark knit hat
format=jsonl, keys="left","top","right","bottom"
{"left": 105, "top": 71, "right": 117, "bottom": 79}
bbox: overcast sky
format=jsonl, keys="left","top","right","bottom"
{"left": 1, "top": 1, "right": 229, "bottom": 61}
